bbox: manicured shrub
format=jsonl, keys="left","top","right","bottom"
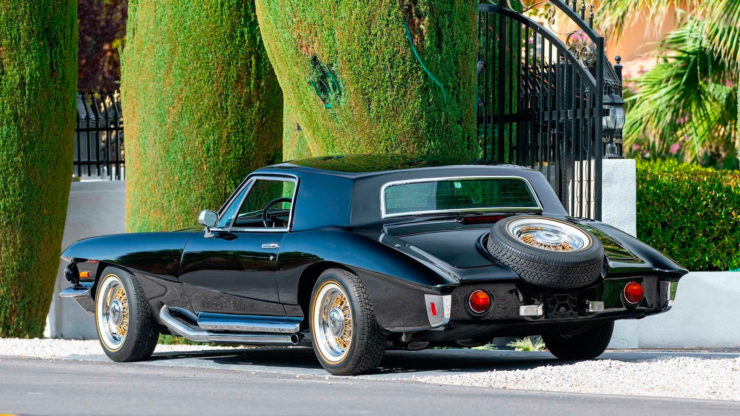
{"left": 0, "top": 1, "right": 77, "bottom": 336}
{"left": 122, "top": 0, "right": 283, "bottom": 232}
{"left": 255, "top": 0, "right": 480, "bottom": 160}
{"left": 636, "top": 159, "right": 740, "bottom": 271}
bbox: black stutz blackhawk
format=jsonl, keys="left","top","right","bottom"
{"left": 61, "top": 155, "right": 686, "bottom": 375}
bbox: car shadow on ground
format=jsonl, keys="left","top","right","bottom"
{"left": 147, "top": 347, "right": 576, "bottom": 375}
{"left": 144, "top": 346, "right": 740, "bottom": 377}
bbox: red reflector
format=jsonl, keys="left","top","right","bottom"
{"left": 624, "top": 282, "right": 644, "bottom": 304}
{"left": 468, "top": 290, "right": 491, "bottom": 314}
{"left": 430, "top": 302, "right": 437, "bottom": 316}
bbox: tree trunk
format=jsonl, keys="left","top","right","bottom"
{"left": 122, "top": 0, "right": 283, "bottom": 232}
{"left": 0, "top": 0, "right": 77, "bottom": 336}
{"left": 255, "top": 0, "right": 479, "bottom": 160}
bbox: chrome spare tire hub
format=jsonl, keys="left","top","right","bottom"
{"left": 506, "top": 218, "right": 590, "bottom": 252}
{"left": 96, "top": 275, "right": 130, "bottom": 350}
{"left": 314, "top": 283, "right": 353, "bottom": 363}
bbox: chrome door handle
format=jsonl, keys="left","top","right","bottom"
{"left": 261, "top": 243, "right": 280, "bottom": 249}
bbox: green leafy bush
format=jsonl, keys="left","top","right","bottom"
{"left": 0, "top": 1, "right": 77, "bottom": 336}
{"left": 637, "top": 159, "right": 740, "bottom": 271}
{"left": 122, "top": 0, "right": 282, "bottom": 232}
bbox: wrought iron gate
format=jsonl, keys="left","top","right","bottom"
{"left": 74, "top": 90, "right": 125, "bottom": 180}
{"left": 477, "top": 1, "right": 623, "bottom": 220}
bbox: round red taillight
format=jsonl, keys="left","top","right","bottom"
{"left": 623, "top": 282, "right": 644, "bottom": 305}
{"left": 468, "top": 290, "right": 491, "bottom": 314}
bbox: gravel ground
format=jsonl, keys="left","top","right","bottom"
{"left": 413, "top": 356, "right": 740, "bottom": 401}
{"left": 0, "top": 338, "right": 234, "bottom": 359}
{"left": 2, "top": 338, "right": 739, "bottom": 402}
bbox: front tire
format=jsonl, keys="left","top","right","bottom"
{"left": 95, "top": 266, "right": 159, "bottom": 362}
{"left": 543, "top": 321, "right": 614, "bottom": 360}
{"left": 309, "top": 268, "right": 386, "bottom": 375}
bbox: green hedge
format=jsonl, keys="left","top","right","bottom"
{"left": 255, "top": 0, "right": 479, "bottom": 160}
{"left": 122, "top": 0, "right": 283, "bottom": 232}
{"left": 637, "top": 159, "right": 740, "bottom": 271}
{"left": 0, "top": 1, "right": 77, "bottom": 336}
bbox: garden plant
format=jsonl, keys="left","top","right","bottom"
{"left": 0, "top": 0, "right": 77, "bottom": 336}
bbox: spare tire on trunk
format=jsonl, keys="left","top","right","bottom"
{"left": 485, "top": 216, "right": 604, "bottom": 289}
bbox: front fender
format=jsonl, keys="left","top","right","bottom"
{"left": 62, "top": 232, "right": 198, "bottom": 279}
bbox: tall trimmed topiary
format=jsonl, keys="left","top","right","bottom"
{"left": 123, "top": 0, "right": 283, "bottom": 232}
{"left": 0, "top": 1, "right": 77, "bottom": 336}
{"left": 255, "top": 0, "right": 479, "bottom": 160}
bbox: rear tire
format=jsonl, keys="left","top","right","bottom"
{"left": 95, "top": 266, "right": 159, "bottom": 362}
{"left": 309, "top": 268, "right": 386, "bottom": 375}
{"left": 543, "top": 321, "right": 614, "bottom": 360}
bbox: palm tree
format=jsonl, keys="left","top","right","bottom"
{"left": 598, "top": 0, "right": 740, "bottom": 168}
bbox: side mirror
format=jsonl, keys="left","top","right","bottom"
{"left": 198, "top": 210, "right": 218, "bottom": 237}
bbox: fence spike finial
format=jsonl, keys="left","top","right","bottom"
{"left": 589, "top": 4, "right": 595, "bottom": 27}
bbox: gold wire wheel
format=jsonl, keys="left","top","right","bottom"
{"left": 96, "top": 275, "right": 130, "bottom": 351}
{"left": 313, "top": 282, "right": 353, "bottom": 363}
{"left": 506, "top": 218, "right": 590, "bottom": 252}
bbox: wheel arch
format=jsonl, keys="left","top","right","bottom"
{"left": 296, "top": 261, "right": 355, "bottom": 325}
{"left": 90, "top": 262, "right": 136, "bottom": 300}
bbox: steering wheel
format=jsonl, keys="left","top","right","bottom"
{"left": 261, "top": 197, "right": 292, "bottom": 228}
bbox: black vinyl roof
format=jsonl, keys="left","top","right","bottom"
{"left": 253, "top": 154, "right": 565, "bottom": 229}
{"left": 262, "top": 154, "right": 531, "bottom": 178}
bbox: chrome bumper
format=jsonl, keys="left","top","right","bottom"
{"left": 59, "top": 283, "right": 95, "bottom": 313}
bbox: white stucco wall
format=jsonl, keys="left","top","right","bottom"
{"left": 45, "top": 180, "right": 126, "bottom": 339}
{"left": 625, "top": 272, "right": 740, "bottom": 349}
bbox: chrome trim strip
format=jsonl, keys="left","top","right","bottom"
{"left": 159, "top": 306, "right": 296, "bottom": 344}
{"left": 587, "top": 301, "right": 605, "bottom": 312}
{"left": 519, "top": 304, "right": 544, "bottom": 317}
{"left": 59, "top": 283, "right": 93, "bottom": 298}
{"left": 261, "top": 243, "right": 280, "bottom": 249}
{"left": 379, "top": 175, "right": 543, "bottom": 219}
{"left": 196, "top": 312, "right": 301, "bottom": 334}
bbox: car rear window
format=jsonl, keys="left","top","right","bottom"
{"left": 382, "top": 177, "right": 540, "bottom": 217}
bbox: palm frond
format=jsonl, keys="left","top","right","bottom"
{"left": 624, "top": 17, "right": 738, "bottom": 163}
{"left": 596, "top": 0, "right": 697, "bottom": 40}
{"left": 697, "top": 0, "right": 740, "bottom": 71}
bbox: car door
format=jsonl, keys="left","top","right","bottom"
{"left": 179, "top": 175, "right": 298, "bottom": 316}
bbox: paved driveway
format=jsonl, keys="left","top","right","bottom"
{"left": 2, "top": 348, "right": 739, "bottom": 415}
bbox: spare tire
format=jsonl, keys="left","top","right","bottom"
{"left": 485, "top": 216, "right": 604, "bottom": 289}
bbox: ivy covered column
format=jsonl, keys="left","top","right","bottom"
{"left": 0, "top": 0, "right": 77, "bottom": 336}
{"left": 122, "top": 0, "right": 283, "bottom": 232}
{"left": 255, "top": 0, "right": 479, "bottom": 160}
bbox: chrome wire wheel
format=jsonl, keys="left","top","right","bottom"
{"left": 96, "top": 274, "right": 130, "bottom": 351}
{"left": 506, "top": 217, "right": 591, "bottom": 252}
{"left": 312, "top": 282, "right": 353, "bottom": 363}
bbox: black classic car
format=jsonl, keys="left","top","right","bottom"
{"left": 60, "top": 155, "right": 686, "bottom": 375}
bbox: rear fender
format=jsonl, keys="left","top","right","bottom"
{"left": 279, "top": 229, "right": 458, "bottom": 332}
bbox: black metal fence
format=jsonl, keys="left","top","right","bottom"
{"left": 477, "top": 1, "right": 623, "bottom": 220}
{"left": 74, "top": 90, "right": 124, "bottom": 180}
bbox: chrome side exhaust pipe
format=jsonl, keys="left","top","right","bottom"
{"left": 159, "top": 306, "right": 295, "bottom": 345}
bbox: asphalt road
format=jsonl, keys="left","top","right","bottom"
{"left": 2, "top": 348, "right": 740, "bottom": 415}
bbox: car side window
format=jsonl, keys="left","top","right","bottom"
{"left": 217, "top": 184, "right": 250, "bottom": 228}
{"left": 232, "top": 178, "right": 296, "bottom": 229}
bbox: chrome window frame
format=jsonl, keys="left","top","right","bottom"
{"left": 380, "top": 175, "right": 543, "bottom": 219}
{"left": 212, "top": 174, "right": 299, "bottom": 233}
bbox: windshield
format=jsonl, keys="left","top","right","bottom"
{"left": 382, "top": 177, "right": 540, "bottom": 217}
